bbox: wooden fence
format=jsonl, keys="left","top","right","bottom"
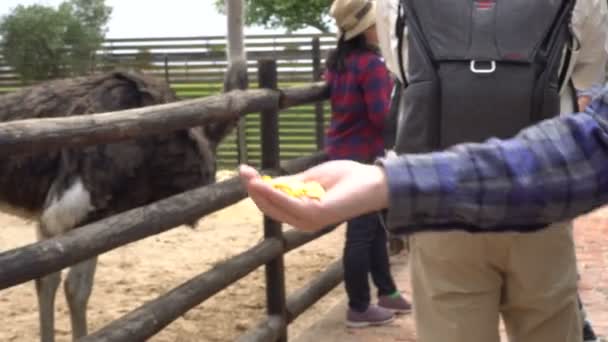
{"left": 0, "top": 59, "right": 341, "bottom": 341}
{"left": 0, "top": 34, "right": 338, "bottom": 168}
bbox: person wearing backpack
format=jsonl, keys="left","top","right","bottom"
{"left": 323, "top": 0, "right": 412, "bottom": 328}
{"left": 238, "top": 86, "right": 608, "bottom": 338}
{"left": 374, "top": 0, "right": 607, "bottom": 341}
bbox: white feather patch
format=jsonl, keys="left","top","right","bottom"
{"left": 41, "top": 178, "right": 93, "bottom": 237}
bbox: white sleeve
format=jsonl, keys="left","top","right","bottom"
{"left": 570, "top": 0, "right": 608, "bottom": 91}
{"left": 376, "top": 0, "right": 408, "bottom": 82}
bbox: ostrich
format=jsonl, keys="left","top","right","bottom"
{"left": 224, "top": 0, "right": 249, "bottom": 164}
{"left": 224, "top": 0, "right": 248, "bottom": 92}
{"left": 0, "top": 71, "right": 236, "bottom": 342}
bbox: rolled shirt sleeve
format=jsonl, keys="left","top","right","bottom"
{"left": 377, "top": 89, "right": 608, "bottom": 233}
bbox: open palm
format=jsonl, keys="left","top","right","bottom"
{"left": 239, "top": 161, "right": 389, "bottom": 231}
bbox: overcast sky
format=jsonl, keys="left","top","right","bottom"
{"left": 0, "top": 0, "right": 313, "bottom": 38}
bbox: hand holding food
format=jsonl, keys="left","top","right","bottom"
{"left": 240, "top": 162, "right": 389, "bottom": 232}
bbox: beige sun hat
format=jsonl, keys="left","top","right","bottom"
{"left": 330, "top": 0, "right": 377, "bottom": 41}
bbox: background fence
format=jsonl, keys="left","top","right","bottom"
{"left": 0, "top": 33, "right": 338, "bottom": 168}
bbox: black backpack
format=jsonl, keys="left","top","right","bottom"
{"left": 392, "top": 0, "right": 576, "bottom": 154}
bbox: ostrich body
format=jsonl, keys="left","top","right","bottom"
{"left": 0, "top": 71, "right": 233, "bottom": 341}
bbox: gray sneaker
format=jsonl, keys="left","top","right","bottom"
{"left": 583, "top": 320, "right": 600, "bottom": 342}
{"left": 378, "top": 294, "right": 412, "bottom": 314}
{"left": 346, "top": 305, "right": 395, "bottom": 328}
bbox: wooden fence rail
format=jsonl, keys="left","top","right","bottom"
{"left": 83, "top": 239, "right": 284, "bottom": 342}
{"left": 0, "top": 33, "right": 336, "bottom": 168}
{"left": 0, "top": 176, "right": 245, "bottom": 289}
{"left": 0, "top": 152, "right": 325, "bottom": 290}
{"left": 0, "top": 60, "right": 337, "bottom": 342}
{"left": 0, "top": 82, "right": 328, "bottom": 155}
{"left": 239, "top": 260, "right": 344, "bottom": 342}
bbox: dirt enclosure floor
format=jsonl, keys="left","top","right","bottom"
{"left": 0, "top": 171, "right": 346, "bottom": 342}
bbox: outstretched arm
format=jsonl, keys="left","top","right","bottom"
{"left": 240, "top": 92, "right": 608, "bottom": 233}
{"left": 381, "top": 95, "right": 608, "bottom": 233}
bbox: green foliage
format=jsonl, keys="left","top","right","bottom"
{"left": 0, "top": 0, "right": 111, "bottom": 82}
{"left": 215, "top": 0, "right": 331, "bottom": 33}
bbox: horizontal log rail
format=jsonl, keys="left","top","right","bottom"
{"left": 82, "top": 238, "right": 283, "bottom": 342}
{"left": 0, "top": 152, "right": 326, "bottom": 290}
{"left": 236, "top": 316, "right": 287, "bottom": 342}
{"left": 239, "top": 260, "right": 344, "bottom": 341}
{"left": 0, "top": 82, "right": 328, "bottom": 155}
{"left": 284, "top": 224, "right": 338, "bottom": 252}
{"left": 0, "top": 177, "right": 244, "bottom": 290}
{"left": 286, "top": 259, "right": 344, "bottom": 322}
{"left": 81, "top": 225, "right": 342, "bottom": 342}
{"left": 278, "top": 83, "right": 328, "bottom": 109}
{"left": 280, "top": 151, "right": 327, "bottom": 175}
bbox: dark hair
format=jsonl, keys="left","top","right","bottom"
{"left": 325, "top": 34, "right": 377, "bottom": 73}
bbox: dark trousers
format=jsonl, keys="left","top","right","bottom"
{"left": 343, "top": 212, "right": 398, "bottom": 312}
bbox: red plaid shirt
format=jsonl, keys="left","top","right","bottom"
{"left": 324, "top": 50, "right": 394, "bottom": 162}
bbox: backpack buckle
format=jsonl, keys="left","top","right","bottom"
{"left": 470, "top": 60, "right": 496, "bottom": 74}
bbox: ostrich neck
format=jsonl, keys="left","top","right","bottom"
{"left": 226, "top": 0, "right": 245, "bottom": 61}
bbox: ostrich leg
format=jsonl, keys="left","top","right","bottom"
{"left": 38, "top": 176, "right": 93, "bottom": 341}
{"left": 35, "top": 271, "right": 61, "bottom": 342}
{"left": 64, "top": 257, "right": 97, "bottom": 340}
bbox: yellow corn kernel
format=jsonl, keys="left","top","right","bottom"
{"left": 261, "top": 175, "right": 325, "bottom": 199}
{"left": 303, "top": 182, "right": 325, "bottom": 199}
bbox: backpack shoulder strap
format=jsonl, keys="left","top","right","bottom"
{"left": 396, "top": 0, "right": 408, "bottom": 86}
{"left": 558, "top": 27, "right": 580, "bottom": 95}
{"left": 384, "top": 78, "right": 403, "bottom": 149}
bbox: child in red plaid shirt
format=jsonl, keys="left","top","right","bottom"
{"left": 324, "top": 41, "right": 393, "bottom": 162}
{"left": 326, "top": 0, "right": 411, "bottom": 328}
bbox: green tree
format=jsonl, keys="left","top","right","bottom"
{"left": 0, "top": 0, "right": 111, "bottom": 82}
{"left": 215, "top": 0, "right": 331, "bottom": 33}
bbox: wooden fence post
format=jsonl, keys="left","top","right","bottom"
{"left": 163, "top": 54, "right": 170, "bottom": 84}
{"left": 312, "top": 37, "right": 325, "bottom": 150}
{"left": 258, "top": 59, "right": 287, "bottom": 342}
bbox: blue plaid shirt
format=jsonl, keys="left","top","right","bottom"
{"left": 379, "top": 87, "right": 608, "bottom": 234}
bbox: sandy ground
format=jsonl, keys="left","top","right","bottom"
{"left": 0, "top": 172, "right": 346, "bottom": 342}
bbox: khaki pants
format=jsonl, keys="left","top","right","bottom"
{"left": 409, "top": 222, "right": 581, "bottom": 342}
